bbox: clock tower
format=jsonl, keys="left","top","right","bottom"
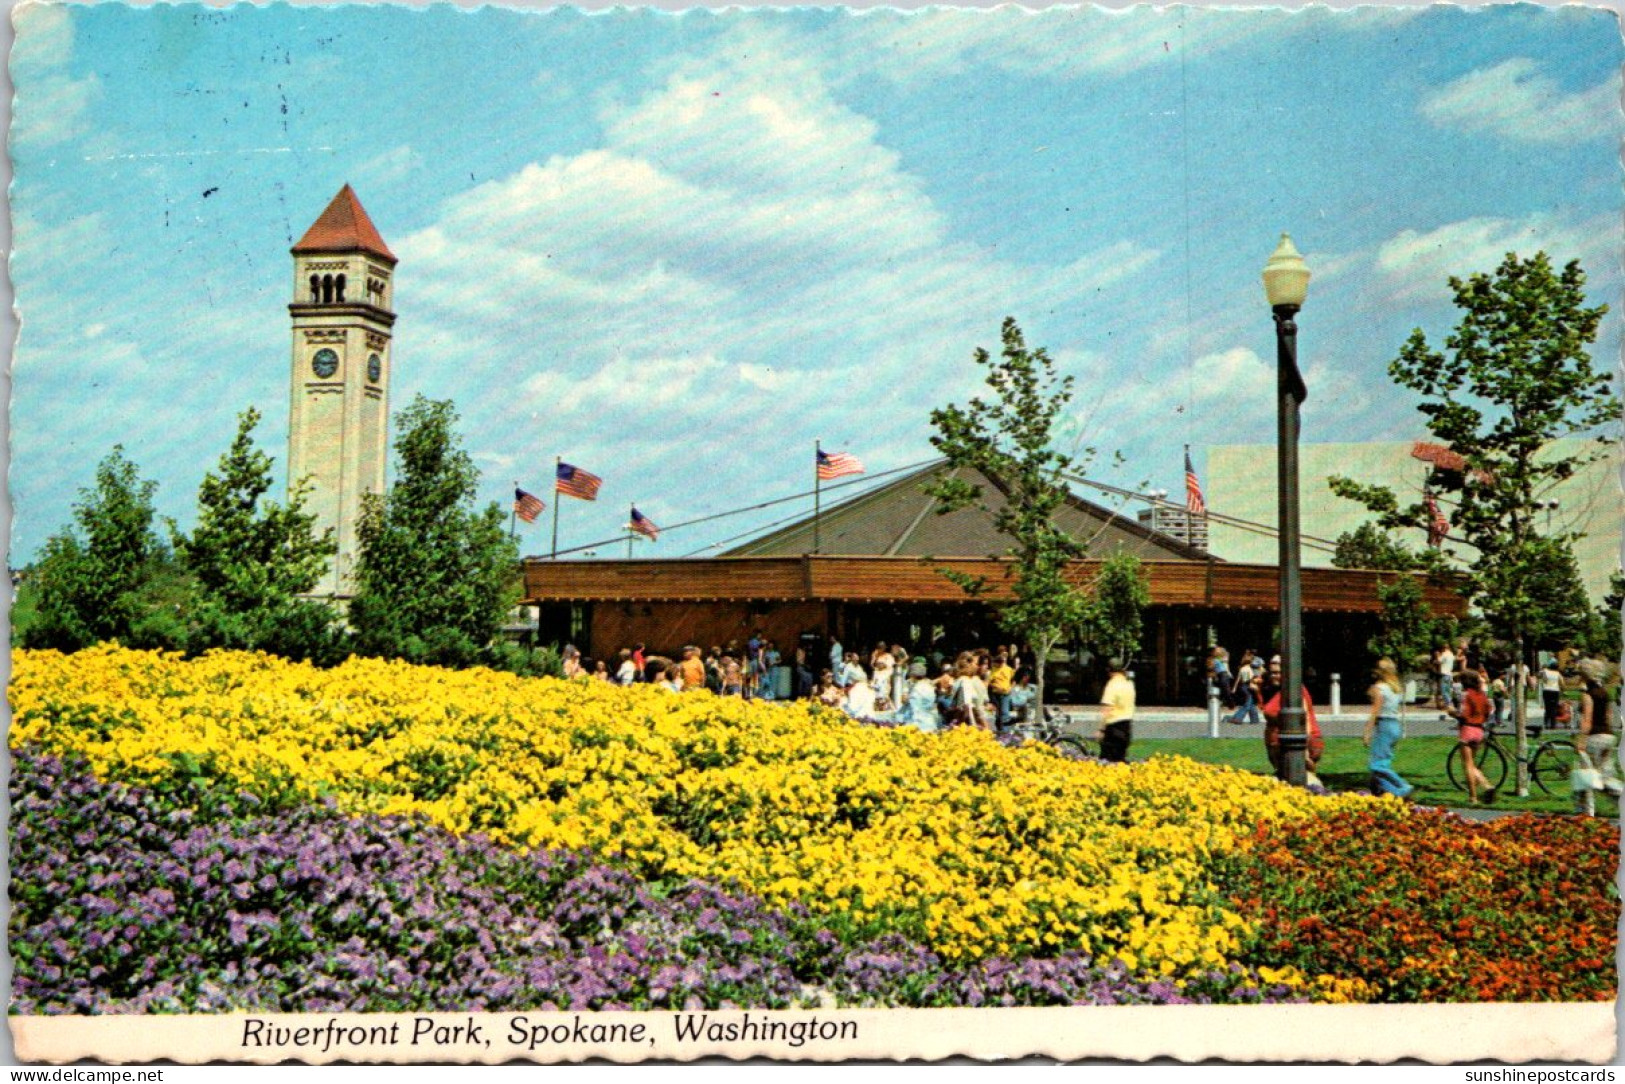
{"left": 288, "top": 184, "right": 396, "bottom": 596}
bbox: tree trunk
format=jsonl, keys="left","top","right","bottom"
{"left": 1032, "top": 631, "right": 1058, "bottom": 724}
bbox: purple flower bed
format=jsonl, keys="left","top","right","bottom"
{"left": 11, "top": 748, "right": 1305, "bottom": 1013}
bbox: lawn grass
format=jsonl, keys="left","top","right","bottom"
{"left": 1140, "top": 734, "right": 1619, "bottom": 818}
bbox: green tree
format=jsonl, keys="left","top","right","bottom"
{"left": 1080, "top": 551, "right": 1150, "bottom": 664}
{"left": 1586, "top": 571, "right": 1623, "bottom": 664}
{"left": 173, "top": 407, "right": 340, "bottom": 662}
{"left": 927, "top": 318, "right": 1091, "bottom": 717}
{"left": 348, "top": 396, "right": 520, "bottom": 668}
{"left": 23, "top": 447, "right": 183, "bottom": 650}
{"left": 1366, "top": 575, "right": 1457, "bottom": 678}
{"left": 1330, "top": 522, "right": 1441, "bottom": 573}
{"left": 1328, "top": 251, "right": 1618, "bottom": 790}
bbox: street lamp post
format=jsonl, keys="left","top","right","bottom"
{"left": 1263, "top": 234, "right": 1311, "bottom": 787}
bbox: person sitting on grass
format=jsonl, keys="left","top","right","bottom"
{"left": 1446, "top": 670, "right": 1496, "bottom": 805}
{"left": 1260, "top": 659, "right": 1325, "bottom": 789}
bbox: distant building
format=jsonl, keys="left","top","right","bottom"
{"left": 1205, "top": 439, "right": 1621, "bottom": 605}
{"left": 1136, "top": 504, "right": 1208, "bottom": 552}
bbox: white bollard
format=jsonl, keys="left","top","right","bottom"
{"left": 1330, "top": 673, "right": 1341, "bottom": 718}
{"left": 1208, "top": 685, "right": 1221, "bottom": 737}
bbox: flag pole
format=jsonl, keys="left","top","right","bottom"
{"left": 813, "top": 439, "right": 821, "bottom": 555}
{"left": 627, "top": 507, "right": 635, "bottom": 559}
{"left": 551, "top": 456, "right": 561, "bottom": 559}
{"left": 510, "top": 479, "right": 519, "bottom": 543}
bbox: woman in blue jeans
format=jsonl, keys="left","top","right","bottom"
{"left": 1363, "top": 658, "right": 1414, "bottom": 799}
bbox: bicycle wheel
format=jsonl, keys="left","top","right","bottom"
{"left": 1449, "top": 740, "right": 1507, "bottom": 793}
{"left": 1051, "top": 734, "right": 1093, "bottom": 760}
{"left": 1529, "top": 739, "right": 1577, "bottom": 795}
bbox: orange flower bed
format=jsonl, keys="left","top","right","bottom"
{"left": 1221, "top": 809, "right": 1619, "bottom": 1002}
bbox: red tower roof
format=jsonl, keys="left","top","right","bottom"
{"left": 292, "top": 184, "right": 396, "bottom": 262}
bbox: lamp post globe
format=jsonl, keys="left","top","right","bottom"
{"left": 1264, "top": 232, "right": 1310, "bottom": 787}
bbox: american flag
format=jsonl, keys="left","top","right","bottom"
{"left": 817, "top": 448, "right": 864, "bottom": 481}
{"left": 629, "top": 507, "right": 659, "bottom": 541}
{"left": 1184, "top": 448, "right": 1206, "bottom": 515}
{"left": 555, "top": 462, "right": 602, "bottom": 501}
{"left": 1425, "top": 489, "right": 1449, "bottom": 547}
{"left": 513, "top": 487, "right": 545, "bottom": 524}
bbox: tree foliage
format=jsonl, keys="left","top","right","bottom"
{"left": 22, "top": 447, "right": 183, "bottom": 650}
{"left": 173, "top": 408, "right": 340, "bottom": 662}
{"left": 927, "top": 318, "right": 1090, "bottom": 714}
{"left": 1367, "top": 575, "right": 1457, "bottom": 676}
{"left": 1587, "top": 571, "right": 1624, "bottom": 664}
{"left": 1327, "top": 252, "right": 1617, "bottom": 654}
{"left": 1330, "top": 522, "right": 1441, "bottom": 574}
{"left": 1080, "top": 551, "right": 1150, "bottom": 664}
{"left": 348, "top": 396, "right": 520, "bottom": 668}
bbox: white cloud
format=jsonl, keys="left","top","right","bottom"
{"left": 11, "top": 4, "right": 99, "bottom": 149}
{"left": 392, "top": 32, "right": 1162, "bottom": 475}
{"left": 355, "top": 145, "right": 424, "bottom": 189}
{"left": 1374, "top": 212, "right": 1621, "bottom": 301}
{"left": 1420, "top": 58, "right": 1620, "bottom": 145}
{"left": 834, "top": 7, "right": 1275, "bottom": 84}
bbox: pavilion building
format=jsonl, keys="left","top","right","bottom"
{"left": 521, "top": 461, "right": 1465, "bottom": 704}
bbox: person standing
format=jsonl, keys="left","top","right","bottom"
{"left": 1098, "top": 658, "right": 1135, "bottom": 763}
{"left": 987, "top": 652, "right": 1015, "bottom": 732}
{"left": 1437, "top": 643, "right": 1458, "bottom": 712}
{"left": 1541, "top": 658, "right": 1566, "bottom": 729}
{"left": 679, "top": 646, "right": 706, "bottom": 692}
{"left": 894, "top": 661, "right": 940, "bottom": 733}
{"left": 1363, "top": 658, "right": 1414, "bottom": 800}
{"left": 1576, "top": 676, "right": 1622, "bottom": 815}
{"left": 1447, "top": 670, "right": 1496, "bottom": 804}
{"left": 1227, "top": 650, "right": 1260, "bottom": 725}
{"left": 794, "top": 645, "right": 814, "bottom": 700}
{"left": 615, "top": 648, "right": 638, "bottom": 686}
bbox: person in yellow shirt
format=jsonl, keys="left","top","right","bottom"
{"left": 987, "top": 652, "right": 1015, "bottom": 731}
{"left": 1098, "top": 658, "right": 1135, "bottom": 763}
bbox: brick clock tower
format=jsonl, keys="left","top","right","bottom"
{"left": 288, "top": 185, "right": 396, "bottom": 596}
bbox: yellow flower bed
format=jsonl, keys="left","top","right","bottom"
{"left": 10, "top": 645, "right": 1387, "bottom": 975}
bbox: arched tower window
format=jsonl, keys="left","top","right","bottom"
{"left": 309, "top": 274, "right": 321, "bottom": 302}
{"left": 335, "top": 274, "right": 347, "bottom": 303}
{"left": 321, "top": 274, "right": 334, "bottom": 304}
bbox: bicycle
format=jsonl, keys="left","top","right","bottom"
{"left": 1005, "top": 706, "right": 1094, "bottom": 759}
{"left": 1446, "top": 718, "right": 1575, "bottom": 796}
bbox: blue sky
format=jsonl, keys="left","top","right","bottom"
{"left": 9, "top": 2, "right": 1623, "bottom": 564}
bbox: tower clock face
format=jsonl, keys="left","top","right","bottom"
{"left": 367, "top": 353, "right": 383, "bottom": 383}
{"left": 311, "top": 348, "right": 339, "bottom": 379}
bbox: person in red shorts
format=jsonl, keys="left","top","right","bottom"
{"left": 1448, "top": 669, "right": 1496, "bottom": 804}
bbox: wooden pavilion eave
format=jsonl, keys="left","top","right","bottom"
{"left": 520, "top": 555, "right": 1468, "bottom": 618}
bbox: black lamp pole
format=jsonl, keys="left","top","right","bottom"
{"left": 1264, "top": 234, "right": 1311, "bottom": 787}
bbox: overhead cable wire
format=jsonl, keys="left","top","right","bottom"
{"left": 530, "top": 458, "right": 938, "bottom": 561}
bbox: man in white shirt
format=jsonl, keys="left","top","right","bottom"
{"left": 1438, "top": 644, "right": 1457, "bottom": 711}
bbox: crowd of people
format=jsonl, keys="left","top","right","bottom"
{"left": 556, "top": 635, "right": 1139, "bottom": 763}
{"left": 1206, "top": 640, "right": 1621, "bottom": 808}
{"left": 558, "top": 633, "right": 1616, "bottom": 798}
